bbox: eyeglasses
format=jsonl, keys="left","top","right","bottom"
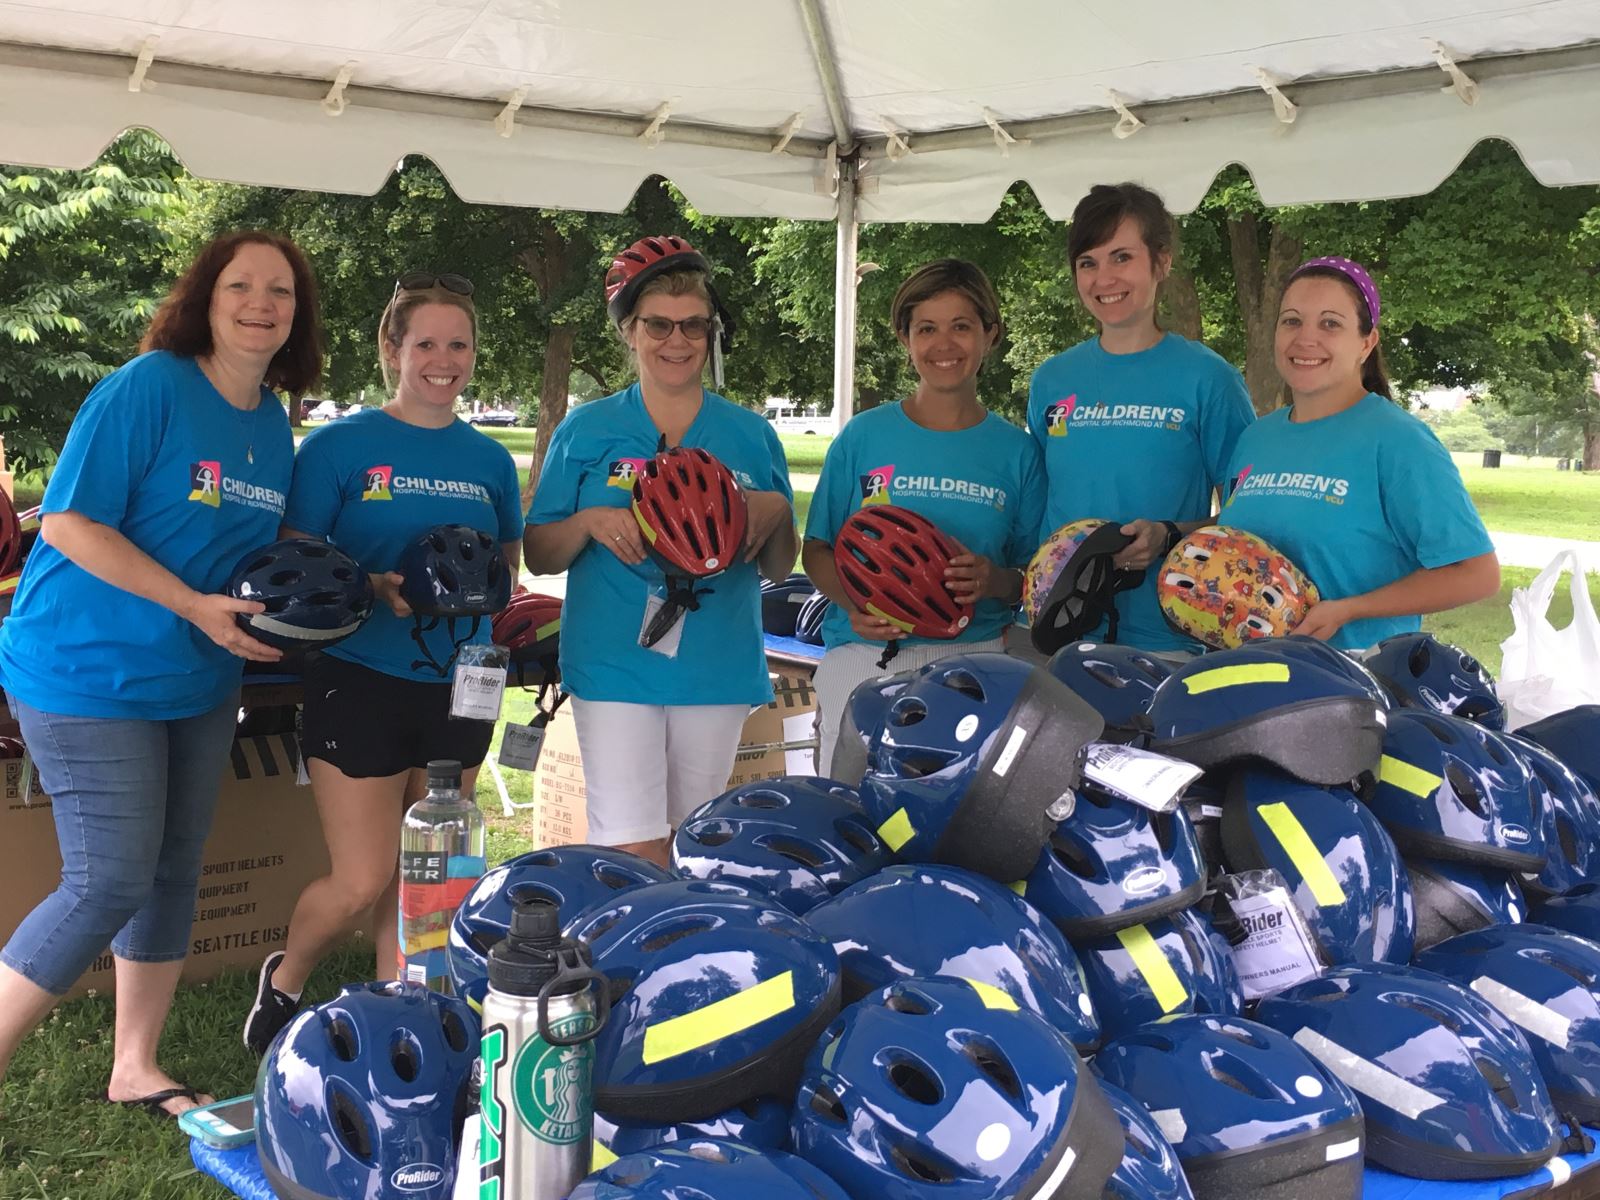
{"left": 637, "top": 315, "right": 715, "bottom": 342}
{"left": 394, "top": 272, "right": 475, "bottom": 297}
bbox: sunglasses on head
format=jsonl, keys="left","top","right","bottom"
{"left": 636, "top": 314, "right": 716, "bottom": 342}
{"left": 394, "top": 272, "right": 475, "bottom": 297}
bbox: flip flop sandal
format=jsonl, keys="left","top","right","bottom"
{"left": 105, "top": 1086, "right": 201, "bottom": 1120}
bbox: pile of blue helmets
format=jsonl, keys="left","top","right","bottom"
{"left": 253, "top": 634, "right": 1600, "bottom": 1200}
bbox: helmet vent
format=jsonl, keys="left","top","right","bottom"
{"left": 1208, "top": 1057, "right": 1275, "bottom": 1100}
{"left": 1086, "top": 661, "right": 1132, "bottom": 689}
{"left": 1408, "top": 641, "right": 1433, "bottom": 677}
{"left": 1444, "top": 763, "right": 1487, "bottom": 818}
{"left": 687, "top": 821, "right": 735, "bottom": 848}
{"left": 641, "top": 920, "right": 712, "bottom": 953}
{"left": 1483, "top": 735, "right": 1510, "bottom": 766}
{"left": 890, "top": 1141, "right": 961, "bottom": 1184}
{"left": 807, "top": 1083, "right": 847, "bottom": 1123}
{"left": 887, "top": 1058, "right": 943, "bottom": 1105}
{"left": 1559, "top": 818, "right": 1581, "bottom": 873}
{"left": 687, "top": 1140, "right": 732, "bottom": 1164}
{"left": 1153, "top": 812, "right": 1176, "bottom": 853}
{"left": 1475, "top": 1055, "right": 1522, "bottom": 1113}
{"left": 441, "top": 1008, "right": 470, "bottom": 1054}
{"left": 884, "top": 988, "right": 934, "bottom": 1016}
{"left": 326, "top": 1015, "right": 361, "bottom": 1062}
{"left": 963, "top": 1036, "right": 1022, "bottom": 1102}
{"left": 736, "top": 790, "right": 788, "bottom": 810}
{"left": 764, "top": 836, "right": 829, "bottom": 870}
{"left": 330, "top": 1088, "right": 374, "bottom": 1161}
{"left": 938, "top": 669, "right": 985, "bottom": 704}
{"left": 584, "top": 913, "right": 624, "bottom": 943}
{"left": 836, "top": 819, "right": 879, "bottom": 856}
{"left": 597, "top": 866, "right": 643, "bottom": 890}
{"left": 1124, "top": 1123, "right": 1160, "bottom": 1163}
{"left": 1049, "top": 834, "right": 1101, "bottom": 881}
{"left": 390, "top": 1032, "right": 422, "bottom": 1083}
{"left": 1391, "top": 994, "right": 1467, "bottom": 1034}
{"left": 269, "top": 569, "right": 304, "bottom": 587}
{"left": 1533, "top": 948, "right": 1597, "bottom": 987}
{"left": 892, "top": 750, "right": 952, "bottom": 780}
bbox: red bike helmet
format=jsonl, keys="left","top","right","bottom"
{"left": 605, "top": 235, "right": 734, "bottom": 352}
{"left": 0, "top": 488, "right": 21, "bottom": 577}
{"left": 491, "top": 592, "right": 562, "bottom": 688}
{"left": 631, "top": 446, "right": 749, "bottom": 579}
{"left": 832, "top": 505, "right": 972, "bottom": 640}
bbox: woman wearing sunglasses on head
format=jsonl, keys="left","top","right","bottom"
{"left": 243, "top": 273, "right": 523, "bottom": 1054}
{"left": 524, "top": 236, "right": 796, "bottom": 868}
{"left": 1218, "top": 256, "right": 1499, "bottom": 649}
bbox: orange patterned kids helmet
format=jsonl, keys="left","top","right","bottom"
{"left": 1157, "top": 526, "right": 1319, "bottom": 649}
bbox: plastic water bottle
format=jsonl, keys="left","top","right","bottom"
{"left": 479, "top": 897, "right": 608, "bottom": 1200}
{"left": 398, "top": 758, "right": 486, "bottom": 990}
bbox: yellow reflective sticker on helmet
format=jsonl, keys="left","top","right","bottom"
{"left": 1380, "top": 754, "right": 1443, "bottom": 798}
{"left": 1115, "top": 924, "right": 1189, "bottom": 1013}
{"left": 878, "top": 808, "right": 915, "bottom": 851}
{"left": 1258, "top": 802, "right": 1346, "bottom": 907}
{"left": 1181, "top": 663, "right": 1291, "bottom": 695}
{"left": 962, "top": 978, "right": 1020, "bottom": 1011}
{"left": 1008, "top": 880, "right": 1027, "bottom": 897}
{"left": 630, "top": 500, "right": 658, "bottom": 544}
{"left": 865, "top": 602, "right": 915, "bottom": 634}
{"left": 535, "top": 617, "right": 561, "bottom": 640}
{"left": 641, "top": 970, "right": 796, "bottom": 1065}
{"left": 591, "top": 1139, "right": 618, "bottom": 1170}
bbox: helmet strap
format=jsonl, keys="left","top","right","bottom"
{"left": 875, "top": 639, "right": 902, "bottom": 671}
{"left": 408, "top": 614, "right": 483, "bottom": 677}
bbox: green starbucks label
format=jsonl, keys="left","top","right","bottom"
{"left": 511, "top": 1012, "right": 596, "bottom": 1145}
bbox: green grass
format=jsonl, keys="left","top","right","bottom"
{"left": 778, "top": 434, "right": 831, "bottom": 474}
{"left": 1450, "top": 464, "right": 1600, "bottom": 541}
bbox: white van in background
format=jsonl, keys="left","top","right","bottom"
{"left": 764, "top": 398, "right": 833, "bottom": 436}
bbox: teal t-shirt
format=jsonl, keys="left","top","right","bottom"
{"left": 525, "top": 384, "right": 792, "bottom": 706}
{"left": 803, "top": 402, "right": 1046, "bottom": 649}
{"left": 1028, "top": 333, "right": 1254, "bottom": 652}
{"left": 283, "top": 408, "right": 524, "bottom": 681}
{"left": 0, "top": 352, "right": 293, "bottom": 719}
{"left": 1220, "top": 393, "right": 1495, "bottom": 651}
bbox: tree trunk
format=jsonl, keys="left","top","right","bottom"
{"left": 1227, "top": 213, "right": 1303, "bottom": 415}
{"left": 1585, "top": 419, "right": 1599, "bottom": 472}
{"left": 1162, "top": 262, "right": 1203, "bottom": 342}
{"left": 527, "top": 323, "right": 576, "bottom": 501}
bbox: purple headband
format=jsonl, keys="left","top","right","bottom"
{"left": 1289, "top": 256, "right": 1381, "bottom": 327}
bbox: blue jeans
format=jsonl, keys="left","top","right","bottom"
{"left": 1, "top": 694, "right": 239, "bottom": 995}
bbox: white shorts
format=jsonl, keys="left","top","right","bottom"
{"left": 812, "top": 634, "right": 1009, "bottom": 777}
{"left": 569, "top": 698, "right": 750, "bottom": 846}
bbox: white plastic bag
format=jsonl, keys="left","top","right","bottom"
{"left": 1499, "top": 549, "right": 1600, "bottom": 730}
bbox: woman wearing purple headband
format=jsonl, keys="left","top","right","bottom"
{"left": 1216, "top": 256, "right": 1499, "bottom": 649}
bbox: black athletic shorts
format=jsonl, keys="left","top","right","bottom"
{"left": 301, "top": 653, "right": 494, "bottom": 778}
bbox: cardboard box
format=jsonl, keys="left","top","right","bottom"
{"left": 528, "top": 665, "right": 819, "bottom": 847}
{"left": 0, "top": 729, "right": 338, "bottom": 1000}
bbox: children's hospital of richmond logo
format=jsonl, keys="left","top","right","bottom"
{"left": 188, "top": 460, "right": 285, "bottom": 515}
{"left": 856, "top": 463, "right": 1007, "bottom": 511}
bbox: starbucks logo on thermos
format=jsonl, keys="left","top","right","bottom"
{"left": 511, "top": 1012, "right": 596, "bottom": 1144}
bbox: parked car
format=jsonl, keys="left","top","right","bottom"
{"left": 764, "top": 399, "right": 832, "bottom": 435}
{"left": 306, "top": 399, "right": 342, "bottom": 422}
{"left": 468, "top": 409, "right": 519, "bottom": 427}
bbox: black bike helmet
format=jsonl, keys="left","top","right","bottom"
{"left": 394, "top": 524, "right": 512, "bottom": 675}
{"left": 225, "top": 538, "right": 374, "bottom": 652}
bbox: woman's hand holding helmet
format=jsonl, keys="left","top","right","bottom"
{"left": 1293, "top": 597, "right": 1357, "bottom": 642}
{"left": 183, "top": 591, "right": 283, "bottom": 663}
{"left": 846, "top": 606, "right": 903, "bottom": 643}
{"left": 585, "top": 505, "right": 648, "bottom": 566}
{"left": 741, "top": 490, "right": 794, "bottom": 561}
{"left": 1112, "top": 518, "right": 1170, "bottom": 570}
{"left": 370, "top": 571, "right": 412, "bottom": 619}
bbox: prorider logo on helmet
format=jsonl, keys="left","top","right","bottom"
{"left": 389, "top": 1163, "right": 446, "bottom": 1192}
{"left": 1501, "top": 824, "right": 1532, "bottom": 844}
{"left": 1122, "top": 866, "right": 1168, "bottom": 896}
{"left": 512, "top": 1011, "right": 597, "bottom": 1145}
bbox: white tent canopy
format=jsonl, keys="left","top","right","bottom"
{"left": 4, "top": 1, "right": 1600, "bottom": 420}
{"left": 4, "top": 0, "right": 1600, "bottom": 222}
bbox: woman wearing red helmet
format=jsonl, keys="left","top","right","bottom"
{"left": 802, "top": 259, "right": 1046, "bottom": 772}
{"left": 524, "top": 236, "right": 796, "bottom": 866}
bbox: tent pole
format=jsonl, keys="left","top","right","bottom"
{"left": 832, "top": 161, "right": 859, "bottom": 431}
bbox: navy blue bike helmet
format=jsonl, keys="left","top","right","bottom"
{"left": 1075, "top": 907, "right": 1243, "bottom": 1043}
{"left": 671, "top": 776, "right": 891, "bottom": 915}
{"left": 1407, "top": 857, "right": 1525, "bottom": 951}
{"left": 566, "top": 880, "right": 840, "bottom": 1122}
{"left": 256, "top": 982, "right": 478, "bottom": 1200}
{"left": 448, "top": 846, "right": 672, "bottom": 1008}
{"left": 1363, "top": 631, "right": 1505, "bottom": 728}
{"left": 226, "top": 537, "right": 374, "bottom": 652}
{"left": 1506, "top": 732, "right": 1600, "bottom": 898}
{"left": 760, "top": 572, "right": 815, "bottom": 638}
{"left": 793, "top": 590, "right": 829, "bottom": 646}
{"left": 1418, "top": 924, "right": 1600, "bottom": 1124}
{"left": 1019, "top": 785, "right": 1206, "bottom": 939}
{"left": 860, "top": 651, "right": 1104, "bottom": 883}
{"left": 790, "top": 977, "right": 1123, "bottom": 1200}
{"left": 1044, "top": 640, "right": 1172, "bottom": 742}
{"left": 1146, "top": 642, "right": 1386, "bottom": 786}
{"left": 571, "top": 1139, "right": 850, "bottom": 1200}
{"left": 803, "top": 863, "right": 1100, "bottom": 1052}
{"left": 1094, "top": 1014, "right": 1365, "bottom": 1200}
{"left": 1255, "top": 962, "right": 1566, "bottom": 1180}
{"left": 1100, "top": 1080, "right": 1196, "bottom": 1200}
{"left": 830, "top": 667, "right": 914, "bottom": 787}
{"left": 1270, "top": 634, "right": 1392, "bottom": 709}
{"left": 1535, "top": 882, "right": 1600, "bottom": 942}
{"left": 1519, "top": 705, "right": 1600, "bottom": 797}
{"left": 395, "top": 523, "right": 512, "bottom": 675}
{"left": 591, "top": 1097, "right": 790, "bottom": 1167}
{"left": 1220, "top": 768, "right": 1415, "bottom": 965}
{"left": 1370, "top": 711, "right": 1544, "bottom": 871}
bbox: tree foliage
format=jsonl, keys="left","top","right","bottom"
{"left": 0, "top": 131, "right": 190, "bottom": 471}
